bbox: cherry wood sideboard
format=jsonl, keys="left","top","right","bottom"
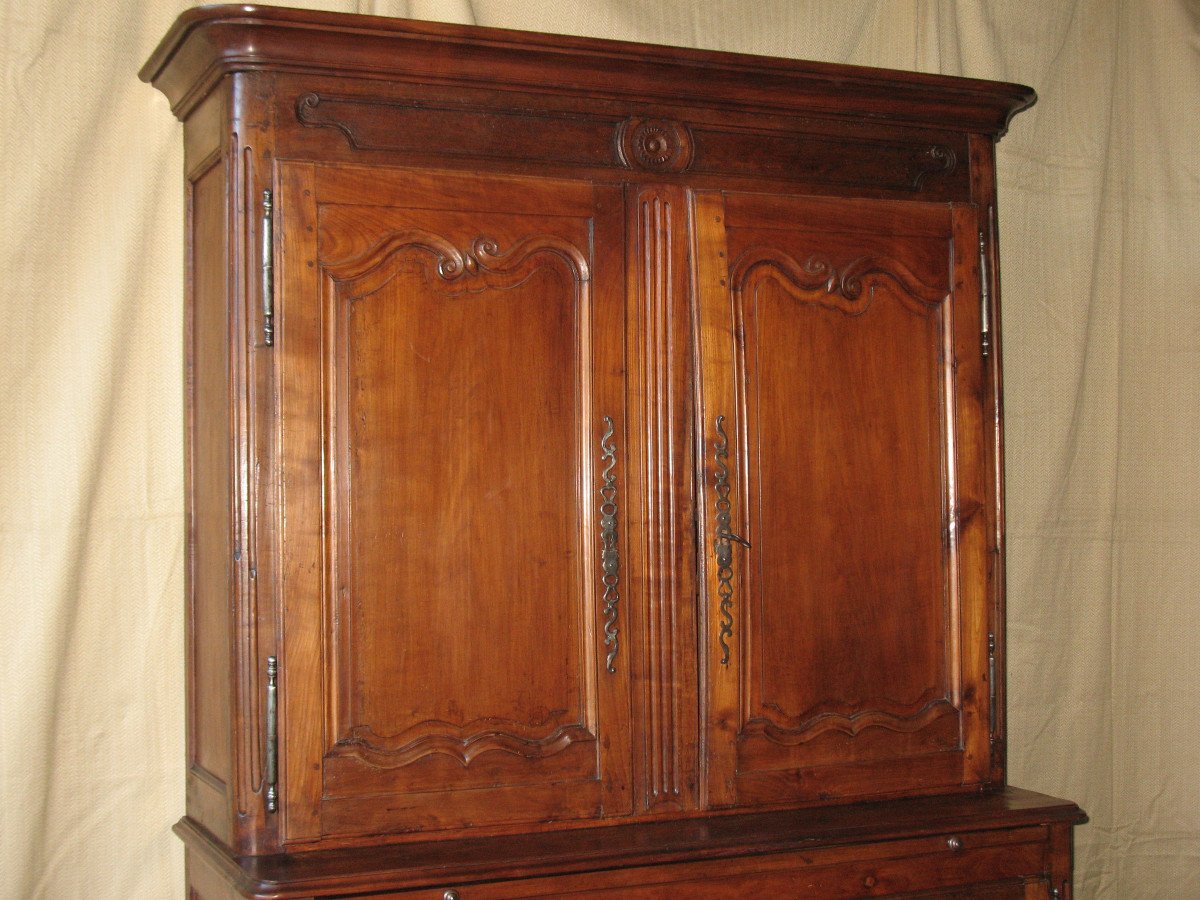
{"left": 142, "top": 6, "right": 1084, "bottom": 897}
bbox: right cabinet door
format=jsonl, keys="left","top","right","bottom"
{"left": 693, "top": 190, "right": 993, "bottom": 808}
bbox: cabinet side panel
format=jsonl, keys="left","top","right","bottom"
{"left": 184, "top": 848, "right": 242, "bottom": 900}
{"left": 186, "top": 157, "right": 233, "bottom": 842}
{"left": 970, "top": 132, "right": 1008, "bottom": 784}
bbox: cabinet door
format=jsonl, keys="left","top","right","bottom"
{"left": 274, "top": 162, "right": 632, "bottom": 843}
{"left": 693, "top": 191, "right": 992, "bottom": 807}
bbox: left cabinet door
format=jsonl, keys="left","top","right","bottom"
{"left": 272, "top": 162, "right": 632, "bottom": 843}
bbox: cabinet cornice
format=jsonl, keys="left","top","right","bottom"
{"left": 141, "top": 4, "right": 1034, "bottom": 134}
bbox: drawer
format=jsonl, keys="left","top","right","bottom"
{"left": 369, "top": 825, "right": 1050, "bottom": 899}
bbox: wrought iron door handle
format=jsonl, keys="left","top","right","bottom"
{"left": 599, "top": 416, "right": 620, "bottom": 673}
{"left": 712, "top": 415, "right": 747, "bottom": 666}
{"left": 720, "top": 528, "right": 751, "bottom": 548}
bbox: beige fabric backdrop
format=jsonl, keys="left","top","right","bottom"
{"left": 2, "top": 0, "right": 1196, "bottom": 896}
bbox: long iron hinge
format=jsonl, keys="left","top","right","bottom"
{"left": 987, "top": 632, "right": 997, "bottom": 741}
{"left": 978, "top": 228, "right": 991, "bottom": 358}
{"left": 265, "top": 655, "right": 278, "bottom": 813}
{"left": 261, "top": 189, "right": 275, "bottom": 347}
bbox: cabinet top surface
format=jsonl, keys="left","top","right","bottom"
{"left": 142, "top": 3, "right": 1034, "bottom": 132}
{"left": 178, "top": 787, "right": 1084, "bottom": 895}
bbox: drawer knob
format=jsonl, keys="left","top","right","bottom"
{"left": 443, "top": 891, "right": 460, "bottom": 900}
{"left": 946, "top": 836, "right": 963, "bottom": 851}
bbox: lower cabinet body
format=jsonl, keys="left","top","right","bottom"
{"left": 180, "top": 788, "right": 1082, "bottom": 899}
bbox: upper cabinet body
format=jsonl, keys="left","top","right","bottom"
{"left": 144, "top": 6, "right": 1083, "bottom": 897}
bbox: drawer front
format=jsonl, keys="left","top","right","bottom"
{"left": 366, "top": 826, "right": 1049, "bottom": 899}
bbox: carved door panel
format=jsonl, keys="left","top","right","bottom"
{"left": 693, "top": 191, "right": 993, "bottom": 808}
{"left": 274, "top": 161, "right": 632, "bottom": 843}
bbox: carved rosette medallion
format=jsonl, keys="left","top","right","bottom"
{"left": 616, "top": 118, "right": 694, "bottom": 173}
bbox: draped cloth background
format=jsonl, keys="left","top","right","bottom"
{"left": 2, "top": 1, "right": 1196, "bottom": 896}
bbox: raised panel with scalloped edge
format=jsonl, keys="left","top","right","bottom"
{"left": 275, "top": 161, "right": 633, "bottom": 843}
{"left": 694, "top": 190, "right": 992, "bottom": 808}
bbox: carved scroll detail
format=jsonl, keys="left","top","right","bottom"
{"left": 745, "top": 696, "right": 955, "bottom": 746}
{"left": 910, "top": 145, "right": 958, "bottom": 189}
{"left": 297, "top": 92, "right": 359, "bottom": 145}
{"left": 731, "top": 247, "right": 947, "bottom": 317}
{"left": 324, "top": 229, "right": 590, "bottom": 301}
{"left": 471, "top": 235, "right": 591, "bottom": 283}
{"left": 336, "top": 719, "right": 593, "bottom": 768}
{"left": 324, "top": 229, "right": 467, "bottom": 293}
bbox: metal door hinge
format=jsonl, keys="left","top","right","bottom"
{"left": 261, "top": 190, "right": 275, "bottom": 347}
{"left": 978, "top": 229, "right": 991, "bottom": 358}
{"left": 987, "top": 632, "right": 997, "bottom": 741}
{"left": 265, "top": 655, "right": 278, "bottom": 813}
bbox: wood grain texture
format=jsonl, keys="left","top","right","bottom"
{"left": 705, "top": 191, "right": 993, "bottom": 806}
{"left": 140, "top": 4, "right": 1034, "bottom": 134}
{"left": 184, "top": 847, "right": 244, "bottom": 900}
{"left": 186, "top": 150, "right": 234, "bottom": 846}
{"left": 970, "top": 131, "right": 1009, "bottom": 785}
{"left": 274, "top": 161, "right": 631, "bottom": 843}
{"left": 276, "top": 74, "right": 976, "bottom": 204}
{"left": 625, "top": 186, "right": 698, "bottom": 812}
{"left": 146, "top": 6, "right": 1080, "bottom": 895}
{"left": 689, "top": 190, "right": 743, "bottom": 810}
{"left": 174, "top": 787, "right": 1084, "bottom": 898}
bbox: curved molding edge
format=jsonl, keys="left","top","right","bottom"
{"left": 335, "top": 719, "right": 595, "bottom": 768}
{"left": 732, "top": 247, "right": 947, "bottom": 317}
{"left": 744, "top": 697, "right": 956, "bottom": 746}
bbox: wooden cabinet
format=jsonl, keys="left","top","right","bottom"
{"left": 142, "top": 5, "right": 1085, "bottom": 896}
